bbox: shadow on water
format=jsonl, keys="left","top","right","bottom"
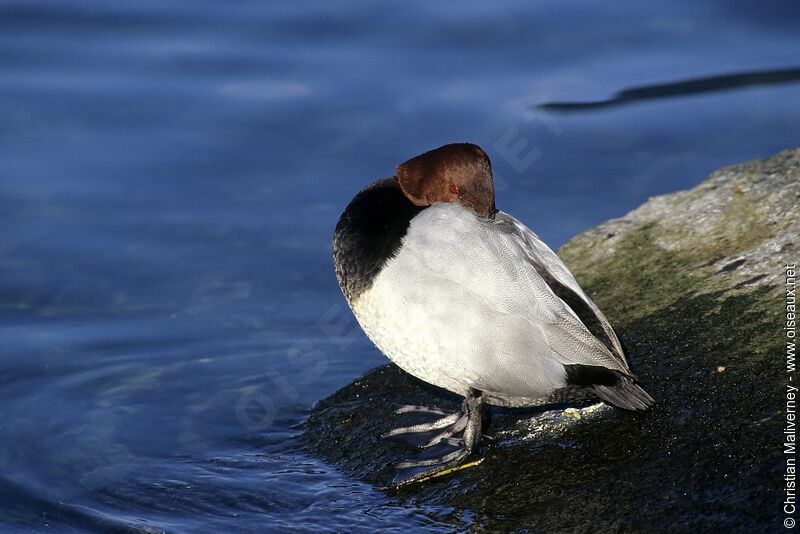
{"left": 538, "top": 66, "right": 800, "bottom": 112}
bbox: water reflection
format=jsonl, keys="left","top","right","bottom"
{"left": 538, "top": 66, "right": 800, "bottom": 112}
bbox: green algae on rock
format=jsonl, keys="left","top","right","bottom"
{"left": 558, "top": 147, "right": 798, "bottom": 327}
{"left": 301, "top": 148, "right": 798, "bottom": 531}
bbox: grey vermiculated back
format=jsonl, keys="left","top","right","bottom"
{"left": 348, "top": 202, "right": 649, "bottom": 407}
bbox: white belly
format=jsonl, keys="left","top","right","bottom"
{"left": 349, "top": 209, "right": 571, "bottom": 406}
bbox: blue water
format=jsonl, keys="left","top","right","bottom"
{"left": 1, "top": 1, "right": 799, "bottom": 531}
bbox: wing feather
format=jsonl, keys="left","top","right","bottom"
{"left": 492, "top": 211, "right": 628, "bottom": 369}
{"left": 400, "top": 205, "right": 629, "bottom": 375}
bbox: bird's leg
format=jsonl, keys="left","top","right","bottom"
{"left": 390, "top": 389, "right": 484, "bottom": 486}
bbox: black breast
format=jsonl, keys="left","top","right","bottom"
{"left": 333, "top": 178, "right": 425, "bottom": 302}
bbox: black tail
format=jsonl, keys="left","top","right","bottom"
{"left": 564, "top": 364, "right": 655, "bottom": 411}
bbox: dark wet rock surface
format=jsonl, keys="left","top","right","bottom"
{"left": 302, "top": 148, "right": 798, "bottom": 531}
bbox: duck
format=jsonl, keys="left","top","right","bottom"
{"left": 332, "top": 143, "right": 654, "bottom": 483}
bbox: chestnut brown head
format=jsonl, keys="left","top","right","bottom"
{"left": 395, "top": 143, "right": 496, "bottom": 218}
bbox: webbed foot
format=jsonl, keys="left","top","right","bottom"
{"left": 384, "top": 389, "right": 484, "bottom": 486}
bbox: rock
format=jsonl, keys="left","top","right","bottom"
{"left": 301, "top": 148, "right": 798, "bottom": 530}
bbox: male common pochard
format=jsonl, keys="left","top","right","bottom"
{"left": 333, "top": 143, "right": 654, "bottom": 483}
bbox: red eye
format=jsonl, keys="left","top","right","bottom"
{"left": 449, "top": 184, "right": 459, "bottom": 195}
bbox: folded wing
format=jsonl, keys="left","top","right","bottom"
{"left": 393, "top": 204, "right": 653, "bottom": 409}
{"left": 492, "top": 211, "right": 627, "bottom": 367}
